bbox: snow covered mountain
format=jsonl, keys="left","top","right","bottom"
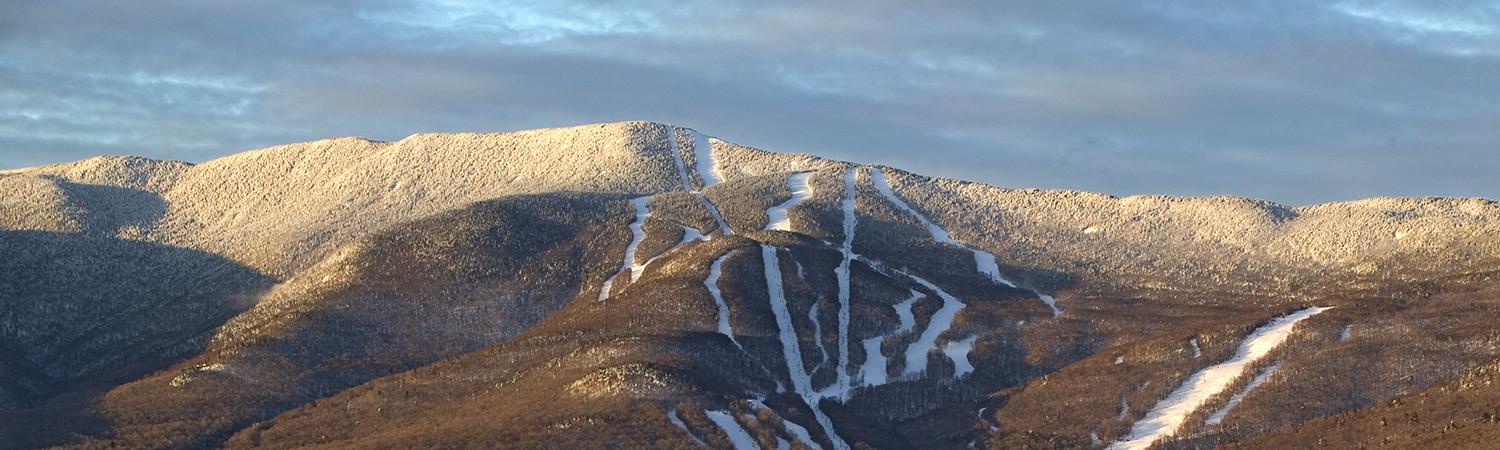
{"left": 2, "top": 121, "right": 1498, "bottom": 449}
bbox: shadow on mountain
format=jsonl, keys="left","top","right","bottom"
{"left": 0, "top": 230, "right": 274, "bottom": 449}
{"left": 51, "top": 180, "right": 170, "bottom": 235}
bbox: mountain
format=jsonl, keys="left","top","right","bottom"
{"left": 1, "top": 121, "right": 1497, "bottom": 450}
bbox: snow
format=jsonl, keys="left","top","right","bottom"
{"left": 942, "top": 336, "right": 978, "bottom": 377}
{"left": 698, "top": 193, "right": 733, "bottom": 235}
{"left": 666, "top": 126, "right": 693, "bottom": 191}
{"left": 1205, "top": 362, "right": 1282, "bottom": 426}
{"left": 1190, "top": 338, "right": 1202, "bottom": 358}
{"left": 706, "top": 410, "right": 762, "bottom": 450}
{"left": 834, "top": 167, "right": 858, "bottom": 395}
{"left": 708, "top": 252, "right": 741, "bottom": 348}
{"left": 762, "top": 245, "right": 852, "bottom": 450}
{"left": 870, "top": 168, "right": 956, "bottom": 244}
{"left": 766, "top": 172, "right": 813, "bottom": 231}
{"left": 751, "top": 400, "right": 824, "bottom": 450}
{"left": 1340, "top": 323, "right": 1352, "bottom": 341}
{"left": 809, "top": 302, "right": 828, "bottom": 369}
{"left": 668, "top": 407, "right": 707, "bottom": 446}
{"left": 1038, "top": 294, "right": 1062, "bottom": 317}
{"left": 693, "top": 131, "right": 724, "bottom": 187}
{"left": 1107, "top": 307, "right": 1330, "bottom": 450}
{"left": 861, "top": 290, "right": 921, "bottom": 387}
{"left": 860, "top": 337, "right": 888, "bottom": 386}
{"left": 972, "top": 251, "right": 1017, "bottom": 288}
{"left": 596, "top": 196, "right": 651, "bottom": 301}
{"left": 904, "top": 275, "right": 968, "bottom": 376}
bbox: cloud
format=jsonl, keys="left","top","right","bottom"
{"left": 2, "top": 0, "right": 1497, "bottom": 205}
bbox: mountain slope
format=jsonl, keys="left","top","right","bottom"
{"left": 1, "top": 121, "right": 1497, "bottom": 450}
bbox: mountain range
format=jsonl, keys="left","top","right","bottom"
{"left": 2, "top": 121, "right": 1498, "bottom": 449}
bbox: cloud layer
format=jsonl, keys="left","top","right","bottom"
{"left": 3, "top": 0, "right": 1496, "bottom": 205}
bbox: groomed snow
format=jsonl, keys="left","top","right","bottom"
{"left": 597, "top": 196, "right": 652, "bottom": 301}
{"left": 1107, "top": 307, "right": 1330, "bottom": 450}
{"left": 751, "top": 399, "right": 824, "bottom": 450}
{"left": 870, "top": 168, "right": 956, "bottom": 244}
{"left": 693, "top": 131, "right": 724, "bottom": 187}
{"left": 904, "top": 275, "right": 968, "bottom": 376}
{"left": 706, "top": 410, "right": 762, "bottom": 450}
{"left": 766, "top": 172, "right": 813, "bottom": 231}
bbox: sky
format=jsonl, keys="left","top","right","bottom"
{"left": 2, "top": 1, "right": 1496, "bottom": 206}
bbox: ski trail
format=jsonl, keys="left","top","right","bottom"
{"left": 693, "top": 131, "right": 724, "bottom": 187}
{"left": 1204, "top": 362, "right": 1282, "bottom": 426}
{"left": 706, "top": 410, "right": 762, "bottom": 450}
{"left": 1107, "top": 307, "right": 1330, "bottom": 450}
{"left": 597, "top": 196, "right": 651, "bottom": 301}
{"left": 697, "top": 193, "right": 733, "bottom": 235}
{"left": 708, "top": 252, "right": 741, "bottom": 348}
{"left": 942, "top": 336, "right": 978, "bottom": 377}
{"left": 870, "top": 168, "right": 955, "bottom": 244}
{"left": 809, "top": 302, "right": 828, "bottom": 369}
{"left": 763, "top": 245, "right": 851, "bottom": 450}
{"left": 904, "top": 275, "right": 969, "bottom": 376}
{"left": 860, "top": 290, "right": 921, "bottom": 387}
{"left": 834, "top": 167, "right": 857, "bottom": 395}
{"left": 766, "top": 172, "right": 813, "bottom": 231}
{"left": 668, "top": 407, "right": 707, "bottom": 446}
{"left": 751, "top": 400, "right": 824, "bottom": 450}
{"left": 666, "top": 126, "right": 693, "bottom": 191}
{"left": 860, "top": 337, "right": 888, "bottom": 386}
{"left": 870, "top": 168, "right": 1062, "bottom": 316}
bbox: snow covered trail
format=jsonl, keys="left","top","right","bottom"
{"left": 941, "top": 336, "right": 978, "bottom": 377}
{"left": 693, "top": 131, "right": 724, "bottom": 187}
{"left": 903, "top": 275, "right": 970, "bottom": 376}
{"left": 858, "top": 289, "right": 921, "bottom": 386}
{"left": 833, "top": 167, "right": 858, "bottom": 395}
{"left": 706, "top": 410, "right": 762, "bottom": 450}
{"left": 667, "top": 407, "right": 707, "bottom": 446}
{"left": 766, "top": 172, "right": 813, "bottom": 231}
{"left": 762, "top": 245, "right": 851, "bottom": 450}
{"left": 708, "top": 252, "right": 741, "bottom": 348}
{"left": 666, "top": 126, "right": 693, "bottom": 192}
{"left": 751, "top": 399, "right": 824, "bottom": 450}
{"left": 869, "top": 168, "right": 1062, "bottom": 315}
{"left": 1107, "top": 307, "right": 1331, "bottom": 450}
{"left": 597, "top": 196, "right": 652, "bottom": 301}
{"left": 1204, "top": 362, "right": 1282, "bottom": 426}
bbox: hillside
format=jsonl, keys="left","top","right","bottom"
{"left": 2, "top": 121, "right": 1497, "bottom": 449}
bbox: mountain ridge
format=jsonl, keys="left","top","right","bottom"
{"left": 2, "top": 121, "right": 1497, "bottom": 449}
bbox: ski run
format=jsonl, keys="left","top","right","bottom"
{"left": 868, "top": 168, "right": 1061, "bottom": 316}
{"left": 707, "top": 252, "right": 741, "bottom": 348}
{"left": 763, "top": 245, "right": 852, "bottom": 450}
{"left": 766, "top": 172, "right": 813, "bottom": 231}
{"left": 1107, "top": 306, "right": 1331, "bottom": 450}
{"left": 706, "top": 410, "right": 762, "bottom": 450}
{"left": 597, "top": 196, "right": 652, "bottom": 301}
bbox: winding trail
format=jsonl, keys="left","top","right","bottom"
{"left": 1107, "top": 307, "right": 1330, "bottom": 450}
{"left": 706, "top": 410, "right": 762, "bottom": 450}
{"left": 766, "top": 172, "right": 813, "bottom": 231}
{"left": 598, "top": 196, "right": 651, "bottom": 301}
{"left": 903, "top": 275, "right": 969, "bottom": 376}
{"left": 707, "top": 252, "right": 741, "bottom": 348}
{"left": 859, "top": 290, "right": 920, "bottom": 386}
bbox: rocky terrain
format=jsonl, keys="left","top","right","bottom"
{"left": 2, "top": 121, "right": 1497, "bottom": 449}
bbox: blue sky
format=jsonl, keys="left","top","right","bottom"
{"left": 2, "top": 0, "right": 1496, "bottom": 205}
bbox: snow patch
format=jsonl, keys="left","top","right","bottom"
{"left": 860, "top": 337, "right": 888, "bottom": 386}
{"left": 1340, "top": 323, "right": 1352, "bottom": 341}
{"left": 706, "top": 410, "right": 762, "bottom": 450}
{"left": 766, "top": 172, "right": 813, "bottom": 231}
{"left": 1107, "top": 307, "right": 1330, "bottom": 450}
{"left": 972, "top": 250, "right": 1017, "bottom": 288}
{"left": 1190, "top": 338, "right": 1202, "bottom": 358}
